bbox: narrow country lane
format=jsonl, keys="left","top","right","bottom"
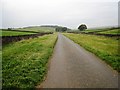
{"left": 37, "top": 33, "right": 118, "bottom": 88}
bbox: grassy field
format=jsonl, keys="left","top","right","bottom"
{"left": 67, "top": 29, "right": 107, "bottom": 33}
{"left": 71, "top": 28, "right": 120, "bottom": 34}
{"left": 0, "top": 30, "right": 37, "bottom": 36}
{"left": 63, "top": 33, "right": 120, "bottom": 72}
{"left": 69, "top": 29, "right": 107, "bottom": 33}
{"left": 2, "top": 34, "right": 57, "bottom": 88}
{"left": 16, "top": 27, "right": 55, "bottom": 33}
{"left": 97, "top": 29, "right": 119, "bottom": 35}
{"left": 0, "top": 29, "right": 1, "bottom": 36}
{"left": 80, "top": 29, "right": 102, "bottom": 33}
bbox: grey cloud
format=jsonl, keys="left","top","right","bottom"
{"left": 1, "top": 0, "right": 118, "bottom": 29}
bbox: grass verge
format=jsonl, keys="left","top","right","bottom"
{"left": 2, "top": 33, "right": 57, "bottom": 88}
{"left": 63, "top": 33, "right": 120, "bottom": 72}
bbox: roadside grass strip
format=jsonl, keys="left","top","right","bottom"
{"left": 2, "top": 34, "right": 57, "bottom": 88}
{"left": 63, "top": 33, "right": 120, "bottom": 72}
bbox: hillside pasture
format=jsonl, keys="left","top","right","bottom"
{"left": 16, "top": 27, "right": 55, "bottom": 33}
{"left": 1, "top": 30, "right": 37, "bottom": 36}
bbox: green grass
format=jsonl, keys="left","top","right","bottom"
{"left": 63, "top": 33, "right": 120, "bottom": 72}
{"left": 81, "top": 29, "right": 102, "bottom": 33}
{"left": 70, "top": 29, "right": 107, "bottom": 33}
{"left": 1, "top": 30, "right": 37, "bottom": 36}
{"left": 67, "top": 29, "right": 106, "bottom": 33}
{"left": 16, "top": 27, "right": 55, "bottom": 33}
{"left": 98, "top": 29, "right": 119, "bottom": 35}
{"left": 2, "top": 34, "right": 57, "bottom": 88}
{"left": 75, "top": 28, "right": 120, "bottom": 34}
{"left": 0, "top": 29, "right": 2, "bottom": 36}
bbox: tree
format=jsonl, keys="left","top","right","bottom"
{"left": 62, "top": 27, "right": 67, "bottom": 32}
{"left": 8, "top": 28, "right": 12, "bottom": 30}
{"left": 55, "top": 27, "right": 67, "bottom": 32}
{"left": 78, "top": 24, "right": 87, "bottom": 31}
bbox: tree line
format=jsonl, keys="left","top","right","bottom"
{"left": 55, "top": 24, "right": 87, "bottom": 32}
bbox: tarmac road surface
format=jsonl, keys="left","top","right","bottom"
{"left": 37, "top": 33, "right": 118, "bottom": 88}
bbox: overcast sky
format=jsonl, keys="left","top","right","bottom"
{"left": 0, "top": 0, "right": 119, "bottom": 29}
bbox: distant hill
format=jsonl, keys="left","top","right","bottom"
{"left": 40, "top": 25, "right": 60, "bottom": 28}
{"left": 15, "top": 26, "right": 56, "bottom": 32}
{"left": 40, "top": 25, "right": 71, "bottom": 30}
{"left": 23, "top": 25, "right": 62, "bottom": 29}
{"left": 20, "top": 25, "right": 72, "bottom": 31}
